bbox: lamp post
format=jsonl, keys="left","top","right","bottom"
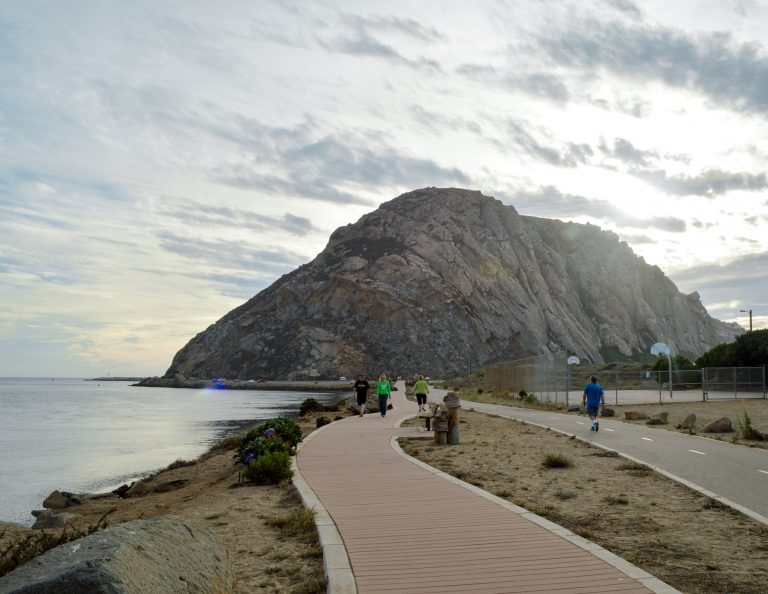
{"left": 740, "top": 309, "right": 753, "bottom": 332}
{"left": 651, "top": 342, "right": 673, "bottom": 402}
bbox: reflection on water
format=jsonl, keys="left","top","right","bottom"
{"left": 0, "top": 378, "right": 341, "bottom": 525}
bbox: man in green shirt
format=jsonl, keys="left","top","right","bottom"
{"left": 376, "top": 373, "right": 391, "bottom": 417}
{"left": 414, "top": 375, "right": 429, "bottom": 412}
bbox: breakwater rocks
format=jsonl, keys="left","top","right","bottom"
{"left": 0, "top": 516, "right": 233, "bottom": 594}
{"left": 136, "top": 376, "right": 352, "bottom": 391}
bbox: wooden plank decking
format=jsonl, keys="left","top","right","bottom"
{"left": 297, "top": 384, "right": 672, "bottom": 594}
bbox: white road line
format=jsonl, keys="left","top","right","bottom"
{"left": 759, "top": 470, "right": 768, "bottom": 476}
{"left": 603, "top": 428, "right": 615, "bottom": 432}
{"left": 689, "top": 450, "right": 706, "bottom": 455}
{"left": 641, "top": 437, "right": 653, "bottom": 442}
{"left": 575, "top": 421, "right": 585, "bottom": 425}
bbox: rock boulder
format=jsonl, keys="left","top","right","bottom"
{"left": 646, "top": 412, "right": 669, "bottom": 425}
{"left": 702, "top": 416, "right": 733, "bottom": 433}
{"left": 42, "top": 490, "right": 81, "bottom": 510}
{"left": 31, "top": 510, "right": 80, "bottom": 530}
{"left": 753, "top": 422, "right": 768, "bottom": 441}
{"left": 678, "top": 413, "right": 696, "bottom": 429}
{"left": 0, "top": 516, "right": 234, "bottom": 594}
{"left": 624, "top": 411, "right": 648, "bottom": 421}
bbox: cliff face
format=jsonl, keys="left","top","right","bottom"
{"left": 164, "top": 188, "right": 742, "bottom": 379}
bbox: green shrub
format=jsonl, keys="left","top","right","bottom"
{"left": 316, "top": 416, "right": 331, "bottom": 428}
{"left": 520, "top": 392, "right": 538, "bottom": 405}
{"left": 518, "top": 389, "right": 528, "bottom": 397}
{"left": 241, "top": 417, "right": 302, "bottom": 449}
{"left": 237, "top": 416, "right": 302, "bottom": 463}
{"left": 542, "top": 453, "right": 572, "bottom": 468}
{"left": 300, "top": 398, "right": 326, "bottom": 416}
{"left": 244, "top": 450, "right": 293, "bottom": 484}
{"left": 738, "top": 410, "right": 760, "bottom": 440}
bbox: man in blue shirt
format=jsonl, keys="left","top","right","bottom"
{"left": 582, "top": 375, "right": 605, "bottom": 432}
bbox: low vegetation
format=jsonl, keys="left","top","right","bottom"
{"left": 542, "top": 453, "right": 572, "bottom": 468}
{"left": 236, "top": 417, "right": 302, "bottom": 485}
{"left": 1, "top": 509, "right": 114, "bottom": 577}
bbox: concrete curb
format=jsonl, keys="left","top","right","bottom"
{"left": 293, "top": 421, "right": 357, "bottom": 594}
{"left": 462, "top": 403, "right": 768, "bottom": 528}
{"left": 392, "top": 413, "right": 681, "bottom": 594}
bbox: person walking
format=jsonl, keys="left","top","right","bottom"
{"left": 582, "top": 375, "right": 605, "bottom": 432}
{"left": 353, "top": 374, "right": 370, "bottom": 417}
{"left": 376, "top": 373, "right": 392, "bottom": 417}
{"left": 413, "top": 375, "right": 429, "bottom": 412}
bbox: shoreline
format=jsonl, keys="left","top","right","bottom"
{"left": 1, "top": 404, "right": 346, "bottom": 591}
{"left": 135, "top": 377, "right": 354, "bottom": 392}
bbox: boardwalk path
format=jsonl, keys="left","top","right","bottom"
{"left": 296, "top": 383, "right": 677, "bottom": 594}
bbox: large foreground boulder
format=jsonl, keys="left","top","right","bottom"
{"left": 0, "top": 516, "right": 233, "bottom": 594}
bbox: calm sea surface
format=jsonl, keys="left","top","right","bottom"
{"left": 0, "top": 378, "right": 341, "bottom": 526}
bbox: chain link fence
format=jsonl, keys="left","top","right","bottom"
{"left": 485, "top": 353, "right": 767, "bottom": 406}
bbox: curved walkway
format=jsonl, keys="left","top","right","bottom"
{"left": 460, "top": 399, "right": 768, "bottom": 524}
{"left": 296, "top": 383, "right": 678, "bottom": 594}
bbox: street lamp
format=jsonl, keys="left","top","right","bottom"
{"left": 650, "top": 342, "right": 672, "bottom": 402}
{"left": 740, "top": 309, "right": 753, "bottom": 332}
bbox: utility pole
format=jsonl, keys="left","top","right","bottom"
{"left": 740, "top": 309, "right": 753, "bottom": 332}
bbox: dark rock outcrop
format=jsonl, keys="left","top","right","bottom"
{"left": 0, "top": 516, "right": 233, "bottom": 594}
{"left": 163, "top": 188, "right": 742, "bottom": 379}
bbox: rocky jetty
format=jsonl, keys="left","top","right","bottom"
{"left": 163, "top": 188, "right": 741, "bottom": 379}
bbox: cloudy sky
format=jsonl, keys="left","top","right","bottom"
{"left": 1, "top": 0, "right": 766, "bottom": 377}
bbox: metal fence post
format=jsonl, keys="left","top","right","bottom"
{"left": 658, "top": 370, "right": 662, "bottom": 404}
{"left": 701, "top": 368, "right": 706, "bottom": 401}
{"left": 763, "top": 365, "right": 766, "bottom": 399}
{"left": 615, "top": 366, "right": 619, "bottom": 406}
{"left": 734, "top": 367, "right": 737, "bottom": 399}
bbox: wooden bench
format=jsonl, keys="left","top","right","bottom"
{"left": 416, "top": 401, "right": 440, "bottom": 431}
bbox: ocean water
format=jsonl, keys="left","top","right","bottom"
{"left": 0, "top": 378, "right": 341, "bottom": 526}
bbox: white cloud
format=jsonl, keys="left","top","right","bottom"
{"left": 0, "top": 0, "right": 766, "bottom": 375}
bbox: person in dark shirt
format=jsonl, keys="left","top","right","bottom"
{"left": 353, "top": 374, "right": 370, "bottom": 417}
{"left": 582, "top": 375, "right": 605, "bottom": 432}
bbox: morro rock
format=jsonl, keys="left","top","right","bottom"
{"left": 163, "top": 188, "right": 741, "bottom": 379}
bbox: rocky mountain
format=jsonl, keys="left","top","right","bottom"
{"left": 163, "top": 188, "right": 742, "bottom": 380}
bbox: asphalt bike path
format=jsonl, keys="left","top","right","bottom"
{"left": 296, "top": 382, "right": 678, "bottom": 593}
{"left": 460, "top": 399, "right": 768, "bottom": 524}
